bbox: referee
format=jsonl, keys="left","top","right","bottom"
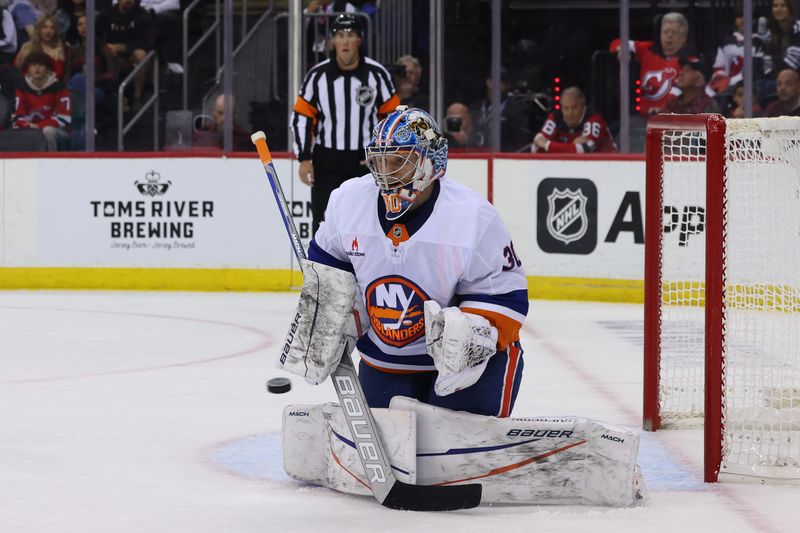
{"left": 291, "top": 13, "right": 399, "bottom": 235}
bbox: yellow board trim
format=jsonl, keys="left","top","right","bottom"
{"left": 5, "top": 269, "right": 793, "bottom": 310}
{"left": 0, "top": 268, "right": 645, "bottom": 303}
{"left": 0, "top": 267, "right": 303, "bottom": 291}
{"left": 527, "top": 276, "right": 644, "bottom": 303}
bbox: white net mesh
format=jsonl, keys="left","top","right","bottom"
{"left": 659, "top": 129, "right": 707, "bottom": 426}
{"left": 658, "top": 117, "right": 800, "bottom": 480}
{"left": 722, "top": 118, "right": 800, "bottom": 478}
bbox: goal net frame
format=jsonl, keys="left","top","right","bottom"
{"left": 643, "top": 113, "right": 800, "bottom": 483}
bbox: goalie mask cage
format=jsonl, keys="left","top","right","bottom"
{"left": 644, "top": 114, "right": 800, "bottom": 483}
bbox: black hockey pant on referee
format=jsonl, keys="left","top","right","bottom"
{"left": 311, "top": 146, "right": 369, "bottom": 236}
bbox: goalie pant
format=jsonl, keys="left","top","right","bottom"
{"left": 283, "top": 396, "right": 646, "bottom": 507}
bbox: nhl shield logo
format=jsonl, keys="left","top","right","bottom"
{"left": 546, "top": 188, "right": 588, "bottom": 244}
{"left": 537, "top": 177, "right": 597, "bottom": 255}
{"left": 356, "top": 86, "right": 376, "bottom": 107}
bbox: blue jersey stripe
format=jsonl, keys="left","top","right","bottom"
{"left": 356, "top": 335, "right": 433, "bottom": 367}
{"left": 454, "top": 289, "right": 529, "bottom": 316}
{"left": 307, "top": 239, "right": 354, "bottom": 274}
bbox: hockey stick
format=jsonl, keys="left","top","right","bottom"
{"left": 251, "top": 131, "right": 481, "bottom": 511}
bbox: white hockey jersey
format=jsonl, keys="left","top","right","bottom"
{"left": 309, "top": 175, "right": 528, "bottom": 373}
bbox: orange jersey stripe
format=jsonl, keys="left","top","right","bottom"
{"left": 378, "top": 94, "right": 400, "bottom": 118}
{"left": 499, "top": 345, "right": 521, "bottom": 418}
{"left": 460, "top": 307, "right": 522, "bottom": 350}
{"left": 359, "top": 355, "right": 432, "bottom": 374}
{"left": 293, "top": 96, "right": 319, "bottom": 124}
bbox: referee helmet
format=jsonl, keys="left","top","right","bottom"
{"left": 331, "top": 13, "right": 363, "bottom": 37}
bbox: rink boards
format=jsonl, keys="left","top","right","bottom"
{"left": 0, "top": 153, "right": 652, "bottom": 301}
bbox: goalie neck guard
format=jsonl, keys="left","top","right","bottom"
{"left": 365, "top": 106, "right": 448, "bottom": 221}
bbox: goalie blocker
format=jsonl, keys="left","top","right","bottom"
{"left": 283, "top": 396, "right": 646, "bottom": 507}
{"left": 277, "top": 259, "right": 368, "bottom": 384}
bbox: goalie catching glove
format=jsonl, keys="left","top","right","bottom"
{"left": 424, "top": 300, "right": 498, "bottom": 396}
{"left": 277, "top": 259, "right": 367, "bottom": 384}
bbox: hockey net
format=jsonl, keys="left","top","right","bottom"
{"left": 644, "top": 114, "right": 800, "bottom": 482}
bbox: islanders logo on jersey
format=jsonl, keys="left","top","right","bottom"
{"left": 365, "top": 275, "right": 429, "bottom": 347}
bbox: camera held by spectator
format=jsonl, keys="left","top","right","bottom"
{"left": 391, "top": 55, "right": 428, "bottom": 111}
{"left": 444, "top": 102, "right": 476, "bottom": 149}
{"left": 388, "top": 62, "right": 407, "bottom": 80}
{"left": 446, "top": 116, "right": 462, "bottom": 132}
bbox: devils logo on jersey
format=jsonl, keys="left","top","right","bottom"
{"left": 641, "top": 67, "right": 678, "bottom": 101}
{"left": 365, "top": 275, "right": 429, "bottom": 347}
{"left": 728, "top": 56, "right": 744, "bottom": 77}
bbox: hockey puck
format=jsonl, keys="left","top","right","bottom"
{"left": 266, "top": 377, "right": 292, "bottom": 394}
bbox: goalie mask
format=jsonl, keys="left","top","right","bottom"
{"left": 365, "top": 106, "right": 448, "bottom": 220}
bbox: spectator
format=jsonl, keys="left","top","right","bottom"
{"left": 531, "top": 86, "right": 617, "bottom": 154}
{"left": 192, "top": 94, "right": 251, "bottom": 151}
{"left": 12, "top": 50, "right": 70, "bottom": 150}
{"left": 1, "top": 0, "right": 16, "bottom": 61}
{"left": 725, "top": 81, "right": 761, "bottom": 118}
{"left": 65, "top": 13, "right": 116, "bottom": 93}
{"left": 8, "top": 0, "right": 55, "bottom": 44}
{"left": 291, "top": 13, "right": 398, "bottom": 235}
{"left": 443, "top": 102, "right": 476, "bottom": 149}
{"left": 0, "top": 0, "right": 16, "bottom": 62}
{"left": 391, "top": 54, "right": 429, "bottom": 111}
{"left": 763, "top": 68, "right": 800, "bottom": 116}
{"left": 56, "top": 0, "right": 85, "bottom": 46}
{"left": 610, "top": 12, "right": 694, "bottom": 115}
{"left": 709, "top": 6, "right": 767, "bottom": 95}
{"left": 763, "top": 0, "right": 800, "bottom": 76}
{"left": 64, "top": 12, "right": 117, "bottom": 146}
{"left": 468, "top": 68, "right": 531, "bottom": 152}
{"left": 664, "top": 57, "right": 721, "bottom": 114}
{"left": 14, "top": 15, "right": 67, "bottom": 81}
{"left": 96, "top": 0, "right": 152, "bottom": 112}
{"left": 134, "top": 0, "right": 182, "bottom": 74}
{"left": 0, "top": 0, "right": 16, "bottom": 127}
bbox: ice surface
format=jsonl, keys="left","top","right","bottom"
{"left": 1, "top": 291, "right": 798, "bottom": 532}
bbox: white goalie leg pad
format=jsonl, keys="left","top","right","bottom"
{"left": 277, "top": 259, "right": 367, "bottom": 384}
{"left": 282, "top": 403, "right": 417, "bottom": 495}
{"left": 390, "top": 396, "right": 646, "bottom": 506}
{"left": 424, "top": 300, "right": 498, "bottom": 396}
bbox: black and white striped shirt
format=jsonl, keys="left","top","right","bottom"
{"left": 292, "top": 57, "right": 399, "bottom": 160}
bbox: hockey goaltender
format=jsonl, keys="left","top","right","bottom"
{"left": 272, "top": 108, "right": 646, "bottom": 507}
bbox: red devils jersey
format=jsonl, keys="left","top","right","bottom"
{"left": 610, "top": 39, "right": 682, "bottom": 116}
{"left": 12, "top": 74, "right": 71, "bottom": 130}
{"left": 535, "top": 111, "right": 617, "bottom": 154}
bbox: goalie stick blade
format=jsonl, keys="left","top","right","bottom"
{"left": 380, "top": 480, "right": 482, "bottom": 511}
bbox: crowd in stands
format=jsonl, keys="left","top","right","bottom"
{"left": 395, "top": 0, "right": 800, "bottom": 153}
{"left": 3, "top": 0, "right": 800, "bottom": 152}
{"left": 367, "top": 1, "right": 800, "bottom": 154}
{"left": 0, "top": 0, "right": 184, "bottom": 151}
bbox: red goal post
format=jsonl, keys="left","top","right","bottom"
{"left": 644, "top": 114, "right": 800, "bottom": 483}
